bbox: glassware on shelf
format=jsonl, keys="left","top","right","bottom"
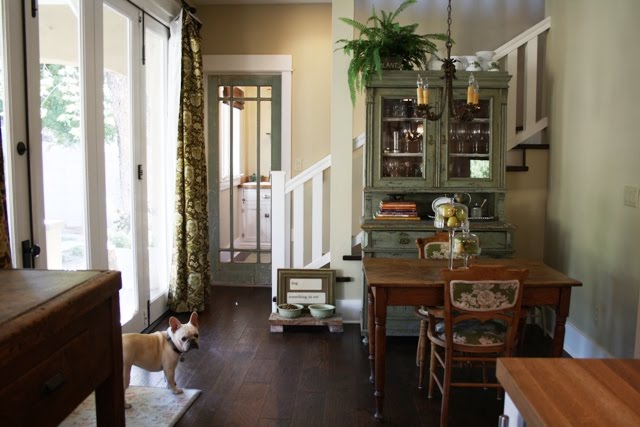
{"left": 472, "top": 123, "right": 482, "bottom": 153}
{"left": 392, "top": 131, "right": 401, "bottom": 153}
{"left": 453, "top": 230, "right": 481, "bottom": 268}
{"left": 457, "top": 124, "right": 467, "bottom": 153}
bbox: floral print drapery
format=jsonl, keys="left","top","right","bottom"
{"left": 168, "top": 10, "right": 210, "bottom": 312}
{"left": 0, "top": 135, "right": 11, "bottom": 268}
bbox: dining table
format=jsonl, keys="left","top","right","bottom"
{"left": 362, "top": 257, "right": 582, "bottom": 420}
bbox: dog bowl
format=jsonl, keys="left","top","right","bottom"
{"left": 308, "top": 304, "right": 335, "bottom": 319}
{"left": 277, "top": 303, "right": 303, "bottom": 318}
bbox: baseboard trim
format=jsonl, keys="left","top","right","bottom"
{"left": 563, "top": 321, "right": 613, "bottom": 358}
{"left": 336, "top": 299, "right": 362, "bottom": 323}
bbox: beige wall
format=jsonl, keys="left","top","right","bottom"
{"left": 506, "top": 150, "right": 549, "bottom": 260}
{"left": 545, "top": 0, "right": 640, "bottom": 357}
{"left": 198, "top": 5, "right": 332, "bottom": 176}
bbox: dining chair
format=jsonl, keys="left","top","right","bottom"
{"left": 426, "top": 265, "right": 529, "bottom": 427}
{"left": 414, "top": 232, "right": 450, "bottom": 389}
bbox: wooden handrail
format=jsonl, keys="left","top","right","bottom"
{"left": 494, "top": 17, "right": 551, "bottom": 61}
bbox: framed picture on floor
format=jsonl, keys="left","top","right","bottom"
{"left": 277, "top": 268, "right": 336, "bottom": 306}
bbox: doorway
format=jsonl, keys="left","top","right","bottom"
{"left": 208, "top": 75, "right": 281, "bottom": 285}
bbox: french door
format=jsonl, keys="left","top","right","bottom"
{"left": 209, "top": 74, "right": 281, "bottom": 285}
{"left": 3, "top": 0, "right": 174, "bottom": 332}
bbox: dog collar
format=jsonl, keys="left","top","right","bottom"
{"left": 166, "top": 329, "right": 185, "bottom": 362}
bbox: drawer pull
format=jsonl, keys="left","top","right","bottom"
{"left": 42, "top": 372, "right": 66, "bottom": 394}
{"left": 398, "top": 237, "right": 410, "bottom": 245}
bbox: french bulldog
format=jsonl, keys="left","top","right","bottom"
{"left": 122, "top": 311, "right": 200, "bottom": 408}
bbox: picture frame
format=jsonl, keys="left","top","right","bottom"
{"left": 277, "top": 268, "right": 336, "bottom": 306}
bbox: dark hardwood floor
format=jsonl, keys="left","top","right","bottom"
{"left": 129, "top": 286, "right": 553, "bottom": 426}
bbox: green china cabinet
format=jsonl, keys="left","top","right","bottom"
{"left": 361, "top": 70, "right": 515, "bottom": 336}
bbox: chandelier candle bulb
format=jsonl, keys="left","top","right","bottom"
{"left": 416, "top": 75, "right": 424, "bottom": 105}
{"left": 423, "top": 77, "right": 429, "bottom": 105}
{"left": 467, "top": 74, "right": 476, "bottom": 104}
{"left": 473, "top": 79, "right": 480, "bottom": 104}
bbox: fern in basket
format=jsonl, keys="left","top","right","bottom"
{"left": 337, "top": 0, "right": 449, "bottom": 105}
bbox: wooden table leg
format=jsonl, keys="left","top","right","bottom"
{"left": 374, "top": 288, "right": 387, "bottom": 420}
{"left": 96, "top": 294, "right": 125, "bottom": 426}
{"left": 551, "top": 288, "right": 572, "bottom": 357}
{"left": 367, "top": 287, "right": 375, "bottom": 384}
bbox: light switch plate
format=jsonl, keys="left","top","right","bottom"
{"left": 624, "top": 185, "right": 639, "bottom": 208}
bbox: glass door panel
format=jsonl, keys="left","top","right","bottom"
{"left": 144, "top": 20, "right": 170, "bottom": 320}
{"left": 103, "top": 3, "right": 137, "bottom": 326}
{"left": 447, "top": 98, "right": 491, "bottom": 180}
{"left": 39, "top": 3, "right": 87, "bottom": 270}
{"left": 380, "top": 98, "right": 424, "bottom": 180}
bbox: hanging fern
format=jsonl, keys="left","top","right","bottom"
{"left": 336, "top": 0, "right": 450, "bottom": 105}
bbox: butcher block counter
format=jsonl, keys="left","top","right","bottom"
{"left": 0, "top": 269, "right": 124, "bottom": 426}
{"left": 496, "top": 358, "right": 640, "bottom": 427}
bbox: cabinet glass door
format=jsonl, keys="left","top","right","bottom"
{"left": 441, "top": 94, "right": 498, "bottom": 187}
{"left": 375, "top": 95, "right": 429, "bottom": 187}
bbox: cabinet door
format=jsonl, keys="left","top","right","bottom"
{"left": 439, "top": 87, "right": 505, "bottom": 188}
{"left": 370, "top": 89, "right": 437, "bottom": 188}
{"left": 259, "top": 191, "right": 271, "bottom": 245}
{"left": 241, "top": 190, "right": 258, "bottom": 243}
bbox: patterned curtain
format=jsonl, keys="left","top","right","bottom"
{"left": 0, "top": 133, "right": 11, "bottom": 268}
{"left": 168, "top": 11, "right": 210, "bottom": 312}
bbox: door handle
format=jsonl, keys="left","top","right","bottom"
{"left": 21, "top": 240, "right": 41, "bottom": 268}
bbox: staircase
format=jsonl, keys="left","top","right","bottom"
{"left": 270, "top": 18, "right": 551, "bottom": 287}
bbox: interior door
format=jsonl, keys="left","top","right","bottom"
{"left": 20, "top": 0, "right": 172, "bottom": 333}
{"left": 209, "top": 75, "right": 281, "bottom": 285}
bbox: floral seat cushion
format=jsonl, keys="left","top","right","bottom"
{"left": 433, "top": 319, "right": 507, "bottom": 346}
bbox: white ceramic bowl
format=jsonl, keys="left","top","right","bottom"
{"left": 308, "top": 304, "right": 335, "bottom": 319}
{"left": 277, "top": 303, "right": 303, "bottom": 319}
{"left": 475, "top": 50, "right": 495, "bottom": 61}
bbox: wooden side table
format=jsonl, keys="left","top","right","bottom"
{"left": 497, "top": 358, "right": 640, "bottom": 427}
{"left": 0, "top": 269, "right": 124, "bottom": 426}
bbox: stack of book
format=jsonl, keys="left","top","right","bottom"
{"left": 374, "top": 200, "right": 420, "bottom": 220}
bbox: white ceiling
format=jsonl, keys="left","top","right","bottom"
{"left": 192, "top": 0, "right": 331, "bottom": 5}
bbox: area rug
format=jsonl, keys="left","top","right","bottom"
{"left": 60, "top": 386, "right": 201, "bottom": 427}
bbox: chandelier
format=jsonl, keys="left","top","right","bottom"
{"left": 415, "top": 0, "right": 479, "bottom": 122}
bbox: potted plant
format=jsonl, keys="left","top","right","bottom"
{"left": 336, "top": 0, "right": 449, "bottom": 104}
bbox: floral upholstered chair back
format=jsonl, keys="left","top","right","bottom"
{"left": 416, "top": 232, "right": 450, "bottom": 259}
{"left": 424, "top": 241, "right": 450, "bottom": 259}
{"left": 438, "top": 265, "right": 529, "bottom": 353}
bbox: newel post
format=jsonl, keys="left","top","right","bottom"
{"left": 270, "top": 171, "right": 287, "bottom": 311}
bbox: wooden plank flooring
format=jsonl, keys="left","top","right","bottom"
{"left": 129, "top": 286, "right": 554, "bottom": 426}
